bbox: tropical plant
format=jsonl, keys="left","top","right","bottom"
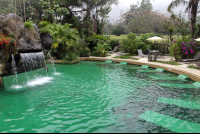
{"left": 93, "top": 42, "right": 111, "bottom": 57}
{"left": 167, "top": 0, "right": 200, "bottom": 37}
{"left": 24, "top": 20, "right": 34, "bottom": 29}
{"left": 121, "top": 32, "right": 140, "bottom": 55}
{"left": 39, "top": 23, "right": 80, "bottom": 60}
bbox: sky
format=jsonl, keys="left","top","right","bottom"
{"left": 108, "top": 0, "right": 187, "bottom": 23}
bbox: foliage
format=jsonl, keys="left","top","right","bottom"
{"left": 170, "top": 36, "right": 200, "bottom": 61}
{"left": 0, "top": 33, "right": 17, "bottom": 62}
{"left": 151, "top": 60, "right": 181, "bottom": 65}
{"left": 107, "top": 39, "right": 120, "bottom": 50}
{"left": 86, "top": 33, "right": 110, "bottom": 51}
{"left": 24, "top": 20, "right": 34, "bottom": 29}
{"left": 114, "top": 54, "right": 139, "bottom": 60}
{"left": 39, "top": 23, "right": 80, "bottom": 60}
{"left": 117, "top": 0, "right": 166, "bottom": 34}
{"left": 77, "top": 38, "right": 90, "bottom": 57}
{"left": 188, "top": 65, "right": 200, "bottom": 70}
{"left": 138, "top": 33, "right": 154, "bottom": 52}
{"left": 167, "top": 0, "right": 200, "bottom": 37}
{"left": 120, "top": 33, "right": 140, "bottom": 55}
{"left": 111, "top": 24, "right": 125, "bottom": 36}
{"left": 93, "top": 42, "right": 111, "bottom": 57}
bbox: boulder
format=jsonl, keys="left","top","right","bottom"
{"left": 0, "top": 15, "right": 4, "bottom": 33}
{"left": 0, "top": 63, "right": 4, "bottom": 76}
{"left": 40, "top": 33, "right": 53, "bottom": 50}
{"left": 2, "top": 14, "right": 43, "bottom": 52}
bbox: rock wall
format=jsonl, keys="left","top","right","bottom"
{"left": 2, "top": 14, "right": 42, "bottom": 52}
{"left": 0, "top": 14, "right": 52, "bottom": 78}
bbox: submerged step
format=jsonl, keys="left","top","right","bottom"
{"left": 120, "top": 62, "right": 128, "bottom": 65}
{"left": 139, "top": 110, "right": 200, "bottom": 133}
{"left": 105, "top": 60, "right": 113, "bottom": 63}
{"left": 149, "top": 74, "right": 190, "bottom": 81}
{"left": 159, "top": 82, "right": 200, "bottom": 88}
{"left": 178, "top": 74, "right": 190, "bottom": 80}
{"left": 141, "top": 65, "right": 150, "bottom": 68}
{"left": 139, "top": 68, "right": 166, "bottom": 73}
{"left": 157, "top": 97, "right": 200, "bottom": 110}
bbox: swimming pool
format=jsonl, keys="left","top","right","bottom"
{"left": 0, "top": 61, "right": 200, "bottom": 133}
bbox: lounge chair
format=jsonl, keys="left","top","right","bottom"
{"left": 147, "top": 47, "right": 153, "bottom": 54}
{"left": 109, "top": 46, "right": 119, "bottom": 54}
{"left": 182, "top": 51, "right": 200, "bottom": 65}
{"left": 137, "top": 49, "right": 147, "bottom": 58}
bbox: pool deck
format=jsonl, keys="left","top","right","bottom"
{"left": 80, "top": 53, "right": 200, "bottom": 82}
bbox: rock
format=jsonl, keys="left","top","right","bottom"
{"left": 0, "top": 77, "right": 2, "bottom": 87}
{"left": 2, "top": 13, "right": 42, "bottom": 52}
{"left": 0, "top": 15, "right": 4, "bottom": 33}
{"left": 0, "top": 64, "right": 4, "bottom": 75}
{"left": 40, "top": 33, "right": 53, "bottom": 50}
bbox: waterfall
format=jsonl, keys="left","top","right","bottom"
{"left": 48, "top": 52, "right": 56, "bottom": 73}
{"left": 4, "top": 52, "right": 53, "bottom": 89}
{"left": 11, "top": 54, "right": 18, "bottom": 85}
{"left": 20, "top": 52, "right": 46, "bottom": 72}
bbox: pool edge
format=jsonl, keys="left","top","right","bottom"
{"left": 79, "top": 57, "right": 200, "bottom": 82}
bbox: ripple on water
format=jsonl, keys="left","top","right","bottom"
{"left": 0, "top": 61, "right": 199, "bottom": 133}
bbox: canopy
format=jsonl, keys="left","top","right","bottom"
{"left": 146, "top": 36, "right": 166, "bottom": 42}
{"left": 195, "top": 38, "right": 200, "bottom": 41}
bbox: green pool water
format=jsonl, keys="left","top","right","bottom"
{"left": 0, "top": 61, "right": 200, "bottom": 133}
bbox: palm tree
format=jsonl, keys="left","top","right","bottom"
{"left": 168, "top": 0, "right": 200, "bottom": 37}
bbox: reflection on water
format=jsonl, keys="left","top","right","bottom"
{"left": 0, "top": 61, "right": 199, "bottom": 133}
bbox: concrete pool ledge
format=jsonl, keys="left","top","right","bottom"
{"left": 79, "top": 57, "right": 200, "bottom": 82}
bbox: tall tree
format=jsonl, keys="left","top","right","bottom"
{"left": 168, "top": 0, "right": 200, "bottom": 37}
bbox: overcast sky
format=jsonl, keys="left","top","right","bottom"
{"left": 108, "top": 0, "right": 187, "bottom": 23}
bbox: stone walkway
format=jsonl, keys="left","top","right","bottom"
{"left": 83, "top": 53, "right": 200, "bottom": 82}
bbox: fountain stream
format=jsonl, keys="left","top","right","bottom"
{"left": 48, "top": 52, "right": 57, "bottom": 73}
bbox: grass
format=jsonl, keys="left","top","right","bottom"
{"left": 150, "top": 60, "right": 181, "bottom": 65}
{"left": 188, "top": 65, "right": 200, "bottom": 70}
{"left": 114, "top": 54, "right": 139, "bottom": 60}
{"left": 110, "top": 35, "right": 128, "bottom": 40}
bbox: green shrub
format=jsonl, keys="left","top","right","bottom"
{"left": 121, "top": 32, "right": 139, "bottom": 55}
{"left": 40, "top": 23, "right": 80, "bottom": 60}
{"left": 79, "top": 47, "right": 90, "bottom": 57}
{"left": 188, "top": 65, "right": 200, "bottom": 70}
{"left": 24, "top": 20, "right": 34, "bottom": 29}
{"left": 108, "top": 39, "right": 120, "bottom": 50}
{"left": 93, "top": 43, "right": 111, "bottom": 57}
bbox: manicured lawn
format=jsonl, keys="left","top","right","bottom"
{"left": 110, "top": 35, "right": 140, "bottom": 40}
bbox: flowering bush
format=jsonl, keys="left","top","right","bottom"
{"left": 170, "top": 37, "right": 199, "bottom": 61}
{"left": 0, "top": 33, "right": 17, "bottom": 53}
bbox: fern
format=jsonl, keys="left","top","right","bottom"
{"left": 24, "top": 20, "right": 34, "bottom": 29}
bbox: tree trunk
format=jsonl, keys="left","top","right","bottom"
{"left": 191, "top": 0, "right": 199, "bottom": 38}
{"left": 24, "top": 0, "right": 26, "bottom": 22}
{"left": 19, "top": 0, "right": 23, "bottom": 18}
{"left": 86, "top": 9, "right": 91, "bottom": 36}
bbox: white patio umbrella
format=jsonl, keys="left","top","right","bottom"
{"left": 146, "top": 36, "right": 166, "bottom": 42}
{"left": 195, "top": 38, "right": 200, "bottom": 41}
{"left": 146, "top": 36, "right": 166, "bottom": 50}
